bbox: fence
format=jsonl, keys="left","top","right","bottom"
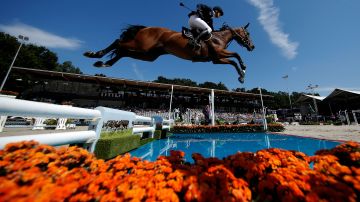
{"left": 0, "top": 97, "right": 172, "bottom": 152}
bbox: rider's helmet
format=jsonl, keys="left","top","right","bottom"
{"left": 213, "top": 6, "right": 224, "bottom": 17}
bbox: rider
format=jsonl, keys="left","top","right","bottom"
{"left": 188, "top": 4, "right": 224, "bottom": 45}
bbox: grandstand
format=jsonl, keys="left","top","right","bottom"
{"left": 3, "top": 67, "right": 273, "bottom": 124}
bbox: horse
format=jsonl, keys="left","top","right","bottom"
{"left": 84, "top": 23, "right": 254, "bottom": 83}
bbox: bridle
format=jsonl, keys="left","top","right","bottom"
{"left": 221, "top": 24, "right": 250, "bottom": 49}
{"left": 230, "top": 27, "right": 250, "bottom": 48}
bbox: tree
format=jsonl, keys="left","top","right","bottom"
{"left": 153, "top": 76, "right": 172, "bottom": 84}
{"left": 0, "top": 33, "right": 21, "bottom": 78}
{"left": 216, "top": 82, "right": 228, "bottom": 91}
{"left": 154, "top": 76, "right": 229, "bottom": 90}
{"left": 56, "top": 61, "right": 82, "bottom": 74}
{"left": 20, "top": 45, "right": 58, "bottom": 71}
{"left": 198, "top": 81, "right": 228, "bottom": 90}
{"left": 232, "top": 87, "right": 246, "bottom": 92}
{"left": 153, "top": 76, "right": 198, "bottom": 87}
{"left": 95, "top": 73, "right": 107, "bottom": 77}
{"left": 0, "top": 32, "right": 83, "bottom": 77}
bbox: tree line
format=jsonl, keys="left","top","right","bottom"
{"left": 0, "top": 32, "right": 82, "bottom": 79}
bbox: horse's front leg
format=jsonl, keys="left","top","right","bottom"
{"left": 231, "top": 52, "right": 247, "bottom": 71}
{"left": 216, "top": 50, "right": 246, "bottom": 79}
{"left": 84, "top": 39, "right": 121, "bottom": 58}
{"left": 213, "top": 58, "right": 245, "bottom": 83}
{"left": 217, "top": 50, "right": 247, "bottom": 71}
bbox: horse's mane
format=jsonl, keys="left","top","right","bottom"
{"left": 120, "top": 25, "right": 147, "bottom": 41}
{"left": 219, "top": 24, "right": 231, "bottom": 31}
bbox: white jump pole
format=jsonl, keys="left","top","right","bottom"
{"left": 211, "top": 89, "right": 215, "bottom": 126}
{"left": 258, "top": 87, "right": 268, "bottom": 131}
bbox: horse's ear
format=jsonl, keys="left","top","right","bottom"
{"left": 244, "top": 23, "right": 250, "bottom": 29}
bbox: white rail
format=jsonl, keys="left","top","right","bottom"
{"left": 133, "top": 126, "right": 156, "bottom": 134}
{"left": 0, "top": 131, "right": 96, "bottom": 149}
{"left": 0, "top": 97, "right": 101, "bottom": 119}
{"left": 0, "top": 97, "right": 172, "bottom": 152}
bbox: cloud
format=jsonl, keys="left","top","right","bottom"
{"left": 248, "top": 0, "right": 298, "bottom": 59}
{"left": 131, "top": 63, "right": 144, "bottom": 80}
{"left": 0, "top": 22, "right": 83, "bottom": 49}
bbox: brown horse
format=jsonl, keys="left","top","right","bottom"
{"left": 84, "top": 23, "right": 254, "bottom": 83}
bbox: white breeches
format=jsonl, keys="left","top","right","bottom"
{"left": 189, "top": 15, "right": 212, "bottom": 33}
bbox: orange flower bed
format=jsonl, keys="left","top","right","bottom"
{"left": 0, "top": 141, "right": 359, "bottom": 201}
{"left": 0, "top": 90, "right": 19, "bottom": 96}
{"left": 171, "top": 123, "right": 285, "bottom": 133}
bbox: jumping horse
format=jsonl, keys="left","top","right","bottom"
{"left": 84, "top": 23, "right": 254, "bottom": 83}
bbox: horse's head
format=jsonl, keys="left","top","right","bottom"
{"left": 232, "top": 23, "right": 255, "bottom": 51}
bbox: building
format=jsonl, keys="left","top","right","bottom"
{"left": 295, "top": 88, "right": 360, "bottom": 124}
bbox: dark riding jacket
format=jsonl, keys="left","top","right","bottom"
{"left": 188, "top": 4, "right": 214, "bottom": 30}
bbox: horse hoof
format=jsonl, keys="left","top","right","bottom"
{"left": 84, "top": 51, "right": 94, "bottom": 58}
{"left": 238, "top": 76, "right": 245, "bottom": 84}
{"left": 239, "top": 69, "right": 246, "bottom": 77}
{"left": 84, "top": 51, "right": 101, "bottom": 58}
{"left": 94, "top": 61, "right": 104, "bottom": 67}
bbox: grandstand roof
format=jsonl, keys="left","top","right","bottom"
{"left": 324, "top": 88, "right": 360, "bottom": 101}
{"left": 12, "top": 67, "right": 272, "bottom": 99}
{"left": 295, "top": 94, "right": 325, "bottom": 103}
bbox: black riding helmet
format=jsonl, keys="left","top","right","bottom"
{"left": 213, "top": 6, "right": 224, "bottom": 16}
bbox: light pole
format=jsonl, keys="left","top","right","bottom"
{"left": 258, "top": 87, "right": 268, "bottom": 131}
{"left": 0, "top": 35, "right": 29, "bottom": 91}
{"left": 306, "top": 84, "right": 319, "bottom": 118}
{"left": 168, "top": 85, "right": 174, "bottom": 120}
{"left": 282, "top": 75, "right": 293, "bottom": 110}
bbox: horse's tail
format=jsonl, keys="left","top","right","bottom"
{"left": 119, "top": 24, "right": 147, "bottom": 41}
{"left": 110, "top": 25, "right": 147, "bottom": 58}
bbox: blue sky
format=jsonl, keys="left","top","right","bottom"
{"left": 1, "top": 0, "right": 359, "bottom": 96}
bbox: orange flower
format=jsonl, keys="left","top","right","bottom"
{"left": 1, "top": 141, "right": 359, "bottom": 202}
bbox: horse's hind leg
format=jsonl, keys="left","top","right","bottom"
{"left": 94, "top": 54, "right": 122, "bottom": 67}
{"left": 93, "top": 48, "right": 165, "bottom": 67}
{"left": 84, "top": 39, "right": 121, "bottom": 58}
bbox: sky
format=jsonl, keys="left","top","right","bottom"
{"left": 0, "top": 0, "right": 360, "bottom": 96}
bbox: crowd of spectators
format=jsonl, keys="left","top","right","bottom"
{"left": 26, "top": 98, "right": 266, "bottom": 126}
{"left": 129, "top": 107, "right": 265, "bottom": 125}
